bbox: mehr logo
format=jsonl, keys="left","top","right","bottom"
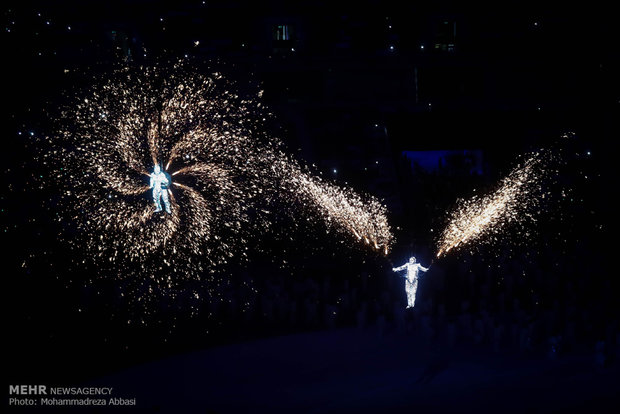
{"left": 9, "top": 385, "right": 47, "bottom": 395}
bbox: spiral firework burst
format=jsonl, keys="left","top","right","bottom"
{"left": 435, "top": 150, "right": 554, "bottom": 258}
{"left": 44, "top": 62, "right": 392, "bottom": 299}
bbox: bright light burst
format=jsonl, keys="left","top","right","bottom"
{"left": 45, "top": 62, "right": 392, "bottom": 300}
{"left": 276, "top": 159, "right": 393, "bottom": 255}
{"left": 435, "top": 150, "right": 554, "bottom": 258}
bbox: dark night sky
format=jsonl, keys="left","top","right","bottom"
{"left": 4, "top": 2, "right": 617, "bottom": 158}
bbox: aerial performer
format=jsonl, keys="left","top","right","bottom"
{"left": 150, "top": 164, "right": 172, "bottom": 214}
{"left": 392, "top": 256, "right": 429, "bottom": 309}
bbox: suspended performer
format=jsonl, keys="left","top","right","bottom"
{"left": 392, "top": 256, "right": 429, "bottom": 309}
{"left": 150, "top": 164, "right": 172, "bottom": 214}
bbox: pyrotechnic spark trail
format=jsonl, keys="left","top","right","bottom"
{"left": 436, "top": 150, "right": 553, "bottom": 258}
{"left": 44, "top": 62, "right": 392, "bottom": 301}
{"left": 278, "top": 160, "right": 393, "bottom": 255}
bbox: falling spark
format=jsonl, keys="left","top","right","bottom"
{"left": 436, "top": 150, "right": 552, "bottom": 258}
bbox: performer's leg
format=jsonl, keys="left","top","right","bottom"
{"left": 405, "top": 280, "right": 414, "bottom": 308}
{"left": 162, "top": 190, "right": 171, "bottom": 214}
{"left": 410, "top": 279, "right": 418, "bottom": 308}
{"left": 153, "top": 188, "right": 162, "bottom": 212}
{"left": 406, "top": 279, "right": 418, "bottom": 308}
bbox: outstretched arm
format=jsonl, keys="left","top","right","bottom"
{"left": 392, "top": 264, "right": 407, "bottom": 272}
{"left": 419, "top": 265, "right": 429, "bottom": 272}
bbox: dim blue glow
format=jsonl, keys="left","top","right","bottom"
{"left": 276, "top": 25, "right": 290, "bottom": 41}
{"left": 402, "top": 150, "right": 484, "bottom": 175}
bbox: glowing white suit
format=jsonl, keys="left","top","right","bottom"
{"left": 150, "top": 165, "right": 171, "bottom": 214}
{"left": 392, "top": 257, "right": 429, "bottom": 309}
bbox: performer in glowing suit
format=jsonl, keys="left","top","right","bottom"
{"left": 150, "top": 164, "right": 172, "bottom": 214}
{"left": 392, "top": 256, "right": 429, "bottom": 309}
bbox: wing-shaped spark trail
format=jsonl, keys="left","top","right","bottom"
{"left": 436, "top": 150, "right": 554, "bottom": 258}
